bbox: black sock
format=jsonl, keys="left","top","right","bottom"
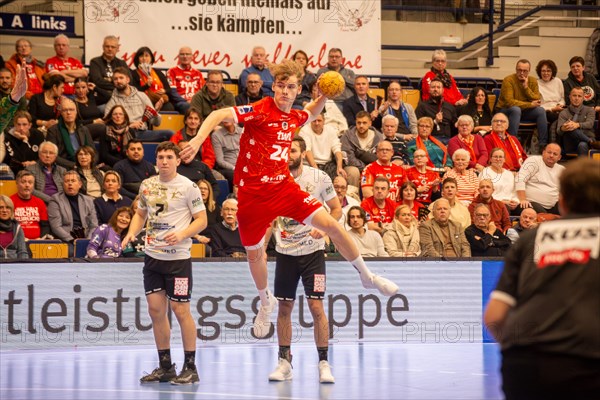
{"left": 317, "top": 347, "right": 328, "bottom": 362}
{"left": 278, "top": 346, "right": 292, "bottom": 362}
{"left": 158, "top": 349, "right": 172, "bottom": 369}
{"left": 184, "top": 350, "right": 196, "bottom": 370}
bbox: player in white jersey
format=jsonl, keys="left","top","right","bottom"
{"left": 122, "top": 141, "right": 206, "bottom": 385}
{"left": 268, "top": 137, "right": 337, "bottom": 383}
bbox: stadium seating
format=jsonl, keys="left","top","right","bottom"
{"left": 224, "top": 83, "right": 239, "bottom": 97}
{"left": 402, "top": 89, "right": 421, "bottom": 110}
{"left": 74, "top": 239, "right": 90, "bottom": 258}
{"left": 28, "top": 240, "right": 69, "bottom": 259}
{"left": 154, "top": 113, "right": 184, "bottom": 132}
{"left": 0, "top": 180, "right": 17, "bottom": 197}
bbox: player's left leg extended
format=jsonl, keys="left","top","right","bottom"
{"left": 306, "top": 209, "right": 399, "bottom": 296}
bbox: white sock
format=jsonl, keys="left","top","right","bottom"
{"left": 350, "top": 256, "right": 372, "bottom": 278}
{"left": 258, "top": 288, "right": 270, "bottom": 306}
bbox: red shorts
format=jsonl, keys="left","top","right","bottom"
{"left": 237, "top": 178, "right": 322, "bottom": 247}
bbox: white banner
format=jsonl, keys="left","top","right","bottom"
{"left": 0, "top": 260, "right": 484, "bottom": 350}
{"left": 82, "top": 0, "right": 381, "bottom": 77}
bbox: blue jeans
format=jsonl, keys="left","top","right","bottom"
{"left": 134, "top": 129, "right": 173, "bottom": 142}
{"left": 562, "top": 128, "right": 591, "bottom": 155}
{"left": 501, "top": 106, "right": 548, "bottom": 146}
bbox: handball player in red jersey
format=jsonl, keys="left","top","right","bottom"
{"left": 180, "top": 60, "right": 398, "bottom": 338}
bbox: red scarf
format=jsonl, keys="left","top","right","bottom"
{"left": 488, "top": 131, "right": 523, "bottom": 171}
{"left": 416, "top": 135, "right": 447, "bottom": 168}
{"left": 458, "top": 134, "right": 477, "bottom": 165}
{"left": 138, "top": 68, "right": 168, "bottom": 102}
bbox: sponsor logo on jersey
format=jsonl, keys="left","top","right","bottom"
{"left": 534, "top": 217, "right": 599, "bottom": 269}
{"left": 192, "top": 197, "right": 203, "bottom": 208}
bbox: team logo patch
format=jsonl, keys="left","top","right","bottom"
{"left": 237, "top": 105, "right": 253, "bottom": 115}
{"left": 174, "top": 277, "right": 189, "bottom": 296}
{"left": 314, "top": 274, "right": 326, "bottom": 292}
{"left": 282, "top": 122, "right": 288, "bottom": 130}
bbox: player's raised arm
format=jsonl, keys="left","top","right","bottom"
{"left": 304, "top": 93, "right": 328, "bottom": 123}
{"left": 180, "top": 107, "right": 236, "bottom": 162}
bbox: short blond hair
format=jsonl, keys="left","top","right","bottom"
{"left": 269, "top": 59, "right": 303, "bottom": 82}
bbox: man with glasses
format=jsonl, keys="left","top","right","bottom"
{"left": 465, "top": 203, "right": 511, "bottom": 257}
{"left": 190, "top": 70, "right": 235, "bottom": 120}
{"left": 235, "top": 72, "right": 265, "bottom": 105}
{"left": 497, "top": 59, "right": 548, "bottom": 148}
{"left": 332, "top": 175, "right": 359, "bottom": 229}
{"left": 468, "top": 179, "right": 511, "bottom": 233}
{"left": 181, "top": 59, "right": 398, "bottom": 339}
{"left": 46, "top": 98, "right": 94, "bottom": 169}
{"left": 204, "top": 198, "right": 245, "bottom": 257}
{"left": 167, "top": 46, "right": 206, "bottom": 103}
{"left": 5, "top": 38, "right": 45, "bottom": 100}
{"left": 483, "top": 113, "right": 527, "bottom": 171}
{"left": 239, "top": 46, "right": 274, "bottom": 97}
{"left": 317, "top": 48, "right": 356, "bottom": 109}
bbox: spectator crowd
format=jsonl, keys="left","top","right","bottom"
{"left": 1, "top": 36, "right": 599, "bottom": 260}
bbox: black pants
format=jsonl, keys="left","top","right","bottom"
{"left": 501, "top": 347, "right": 600, "bottom": 400}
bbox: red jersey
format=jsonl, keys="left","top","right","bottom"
{"left": 406, "top": 201, "right": 426, "bottom": 220}
{"left": 405, "top": 167, "right": 440, "bottom": 203}
{"left": 233, "top": 97, "right": 309, "bottom": 188}
{"left": 10, "top": 194, "right": 48, "bottom": 240}
{"left": 171, "top": 129, "right": 216, "bottom": 168}
{"left": 45, "top": 56, "right": 84, "bottom": 95}
{"left": 167, "top": 65, "right": 206, "bottom": 101}
{"left": 360, "top": 197, "right": 396, "bottom": 224}
{"left": 361, "top": 161, "right": 406, "bottom": 202}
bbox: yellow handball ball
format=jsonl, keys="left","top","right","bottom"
{"left": 318, "top": 71, "right": 346, "bottom": 99}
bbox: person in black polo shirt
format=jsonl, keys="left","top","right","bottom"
{"left": 484, "top": 157, "right": 600, "bottom": 399}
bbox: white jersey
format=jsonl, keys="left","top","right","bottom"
{"left": 138, "top": 174, "right": 205, "bottom": 260}
{"left": 274, "top": 166, "right": 336, "bottom": 256}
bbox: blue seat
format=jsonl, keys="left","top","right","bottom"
{"left": 216, "top": 179, "right": 230, "bottom": 206}
{"left": 74, "top": 239, "right": 90, "bottom": 258}
{"left": 142, "top": 142, "right": 160, "bottom": 165}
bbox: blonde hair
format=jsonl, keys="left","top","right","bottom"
{"left": 198, "top": 179, "right": 216, "bottom": 212}
{"left": 269, "top": 59, "right": 303, "bottom": 82}
{"left": 0, "top": 195, "right": 15, "bottom": 219}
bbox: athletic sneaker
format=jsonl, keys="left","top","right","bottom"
{"left": 268, "top": 358, "right": 293, "bottom": 381}
{"left": 170, "top": 364, "right": 199, "bottom": 385}
{"left": 318, "top": 360, "right": 335, "bottom": 383}
{"left": 253, "top": 291, "right": 277, "bottom": 338}
{"left": 361, "top": 274, "right": 399, "bottom": 296}
{"left": 140, "top": 364, "right": 177, "bottom": 383}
